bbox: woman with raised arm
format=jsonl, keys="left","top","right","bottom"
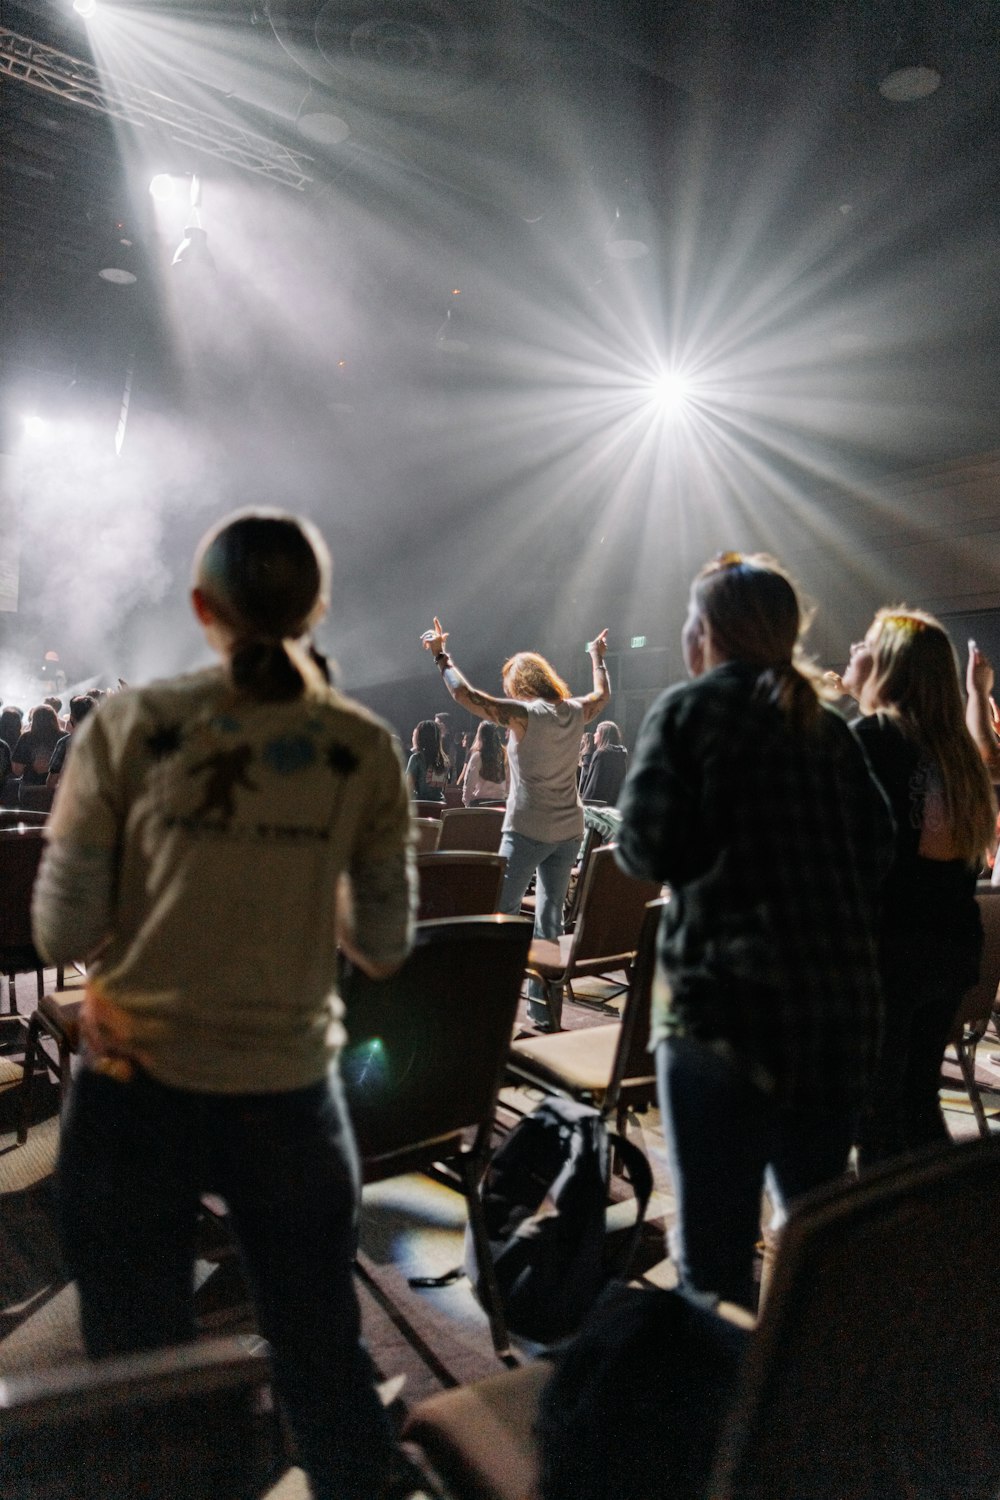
{"left": 33, "top": 509, "right": 417, "bottom": 1500}
{"left": 840, "top": 609, "right": 995, "bottom": 1166}
{"left": 616, "top": 552, "right": 893, "bottom": 1310}
{"left": 421, "top": 617, "right": 610, "bottom": 1028}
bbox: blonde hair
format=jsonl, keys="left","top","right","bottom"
{"left": 865, "top": 607, "right": 995, "bottom": 865}
{"left": 502, "top": 651, "right": 570, "bottom": 704}
{"left": 691, "top": 552, "right": 821, "bottom": 731}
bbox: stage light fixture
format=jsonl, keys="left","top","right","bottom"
{"left": 149, "top": 174, "right": 176, "bottom": 201}
{"left": 172, "top": 224, "right": 214, "bottom": 270}
{"left": 73, "top": 0, "right": 98, "bottom": 17}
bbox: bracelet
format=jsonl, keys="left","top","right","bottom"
{"left": 435, "top": 651, "right": 451, "bottom": 668}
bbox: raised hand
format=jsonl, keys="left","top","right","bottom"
{"left": 420, "top": 617, "right": 449, "bottom": 656}
{"left": 587, "top": 628, "right": 609, "bottom": 661}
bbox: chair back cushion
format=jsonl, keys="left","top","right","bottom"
{"left": 341, "top": 915, "right": 532, "bottom": 1175}
{"left": 0, "top": 1336, "right": 280, "bottom": 1500}
{"left": 436, "top": 807, "right": 506, "bottom": 853}
{"left": 413, "top": 816, "right": 442, "bottom": 853}
{"left": 18, "top": 784, "right": 55, "bottom": 813}
{"left": 0, "top": 827, "right": 46, "bottom": 952}
{"left": 711, "top": 1135, "right": 1000, "bottom": 1499}
{"left": 569, "top": 846, "right": 661, "bottom": 963}
{"left": 416, "top": 851, "right": 506, "bottom": 921}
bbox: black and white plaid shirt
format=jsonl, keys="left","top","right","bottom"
{"left": 617, "top": 662, "right": 894, "bottom": 1109}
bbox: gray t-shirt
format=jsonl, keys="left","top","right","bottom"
{"left": 504, "top": 698, "right": 586, "bottom": 844}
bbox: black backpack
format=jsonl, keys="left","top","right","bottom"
{"left": 537, "top": 1281, "right": 750, "bottom": 1500}
{"left": 464, "top": 1097, "right": 654, "bottom": 1345}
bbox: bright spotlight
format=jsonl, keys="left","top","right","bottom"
{"left": 149, "top": 174, "right": 176, "bottom": 202}
{"left": 22, "top": 414, "right": 48, "bottom": 438}
{"left": 73, "top": 0, "right": 98, "bottom": 16}
{"left": 650, "top": 372, "right": 692, "bottom": 412}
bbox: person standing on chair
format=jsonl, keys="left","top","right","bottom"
{"left": 420, "top": 617, "right": 610, "bottom": 1029}
{"left": 616, "top": 552, "right": 893, "bottom": 1310}
{"left": 32, "top": 509, "right": 417, "bottom": 1500}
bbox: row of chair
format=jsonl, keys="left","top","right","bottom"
{"left": 413, "top": 804, "right": 505, "bottom": 851}
{"left": 4, "top": 936, "right": 1000, "bottom": 1496}
{"left": 6, "top": 891, "right": 1000, "bottom": 1495}
{"left": 0, "top": 778, "right": 55, "bottom": 813}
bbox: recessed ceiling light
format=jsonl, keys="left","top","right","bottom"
{"left": 878, "top": 65, "right": 942, "bottom": 102}
{"left": 296, "top": 108, "right": 351, "bottom": 147}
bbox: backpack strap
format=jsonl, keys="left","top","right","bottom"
{"left": 605, "top": 1132, "right": 654, "bottom": 1279}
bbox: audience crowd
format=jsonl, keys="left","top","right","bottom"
{"left": 5, "top": 537, "right": 1000, "bottom": 1499}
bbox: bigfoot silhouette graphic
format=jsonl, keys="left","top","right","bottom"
{"left": 187, "top": 744, "right": 257, "bottom": 826}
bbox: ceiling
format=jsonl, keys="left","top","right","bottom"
{"left": 3, "top": 1, "right": 998, "bottom": 405}
{"left": 1, "top": 0, "right": 999, "bottom": 686}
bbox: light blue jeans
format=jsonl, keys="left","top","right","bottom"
{"left": 499, "top": 830, "right": 580, "bottom": 1028}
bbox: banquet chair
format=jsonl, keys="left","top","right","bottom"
{"left": 19, "top": 783, "right": 55, "bottom": 813}
{"left": 413, "top": 799, "right": 445, "bottom": 820}
{"left": 436, "top": 806, "right": 505, "bottom": 853}
{"left": 506, "top": 898, "right": 665, "bottom": 1138}
{"left": 413, "top": 815, "right": 442, "bottom": 853}
{"left": 340, "top": 914, "right": 533, "bottom": 1357}
{"left": 0, "top": 826, "right": 50, "bottom": 1012}
{"left": 415, "top": 851, "right": 506, "bottom": 921}
{"left": 0, "top": 1335, "right": 282, "bottom": 1500}
{"left": 562, "top": 823, "right": 603, "bottom": 932}
{"left": 18, "top": 989, "right": 83, "bottom": 1144}
{"left": 942, "top": 886, "right": 1000, "bottom": 1136}
{"left": 402, "top": 1133, "right": 1000, "bottom": 1500}
{"left": 524, "top": 845, "right": 662, "bottom": 1029}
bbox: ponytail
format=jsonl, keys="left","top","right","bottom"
{"left": 754, "top": 662, "right": 820, "bottom": 733}
{"left": 230, "top": 640, "right": 306, "bottom": 702}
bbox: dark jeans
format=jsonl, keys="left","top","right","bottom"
{"left": 856, "top": 957, "right": 965, "bottom": 1169}
{"left": 58, "top": 1065, "right": 393, "bottom": 1500}
{"left": 656, "top": 1037, "right": 857, "bottom": 1310}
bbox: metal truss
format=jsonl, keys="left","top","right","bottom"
{"left": 0, "top": 27, "right": 314, "bottom": 191}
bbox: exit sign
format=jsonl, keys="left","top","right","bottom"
{"left": 630, "top": 636, "right": 646, "bottom": 649}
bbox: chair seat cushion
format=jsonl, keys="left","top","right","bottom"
{"left": 508, "top": 1027, "right": 621, "bottom": 1099}
{"left": 527, "top": 936, "right": 635, "bottom": 981}
{"left": 403, "top": 1359, "right": 550, "bottom": 1500}
{"left": 38, "top": 993, "right": 83, "bottom": 1045}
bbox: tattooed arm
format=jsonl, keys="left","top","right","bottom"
{"left": 420, "top": 617, "right": 529, "bottom": 737}
{"left": 577, "top": 628, "right": 611, "bottom": 724}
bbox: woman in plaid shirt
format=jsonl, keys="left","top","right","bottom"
{"left": 617, "top": 552, "right": 894, "bottom": 1310}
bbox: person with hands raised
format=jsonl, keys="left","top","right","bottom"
{"left": 421, "top": 617, "right": 611, "bottom": 1029}
{"left": 966, "top": 639, "right": 1000, "bottom": 781}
